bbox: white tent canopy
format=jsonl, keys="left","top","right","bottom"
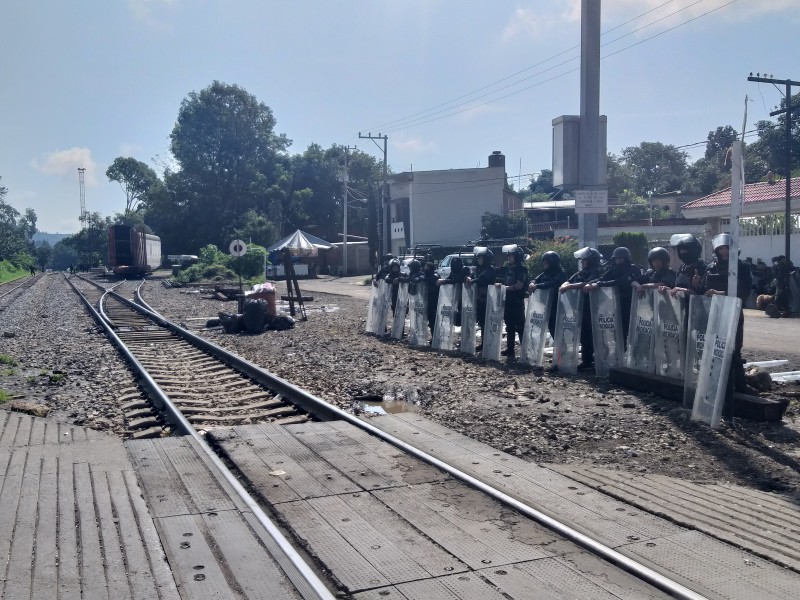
{"left": 266, "top": 230, "right": 333, "bottom": 257}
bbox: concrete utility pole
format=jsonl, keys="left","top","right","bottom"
{"left": 358, "top": 132, "right": 388, "bottom": 255}
{"left": 341, "top": 146, "right": 358, "bottom": 275}
{"left": 747, "top": 75, "right": 800, "bottom": 260}
{"left": 578, "top": 0, "right": 602, "bottom": 249}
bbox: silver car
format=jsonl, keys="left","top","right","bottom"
{"left": 435, "top": 253, "right": 477, "bottom": 279}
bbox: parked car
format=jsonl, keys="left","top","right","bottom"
{"left": 435, "top": 253, "right": 477, "bottom": 279}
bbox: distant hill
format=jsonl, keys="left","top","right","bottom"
{"left": 33, "top": 232, "right": 70, "bottom": 246}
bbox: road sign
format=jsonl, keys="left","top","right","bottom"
{"left": 574, "top": 189, "right": 608, "bottom": 214}
{"left": 229, "top": 239, "right": 247, "bottom": 257}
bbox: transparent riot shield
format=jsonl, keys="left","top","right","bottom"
{"left": 482, "top": 285, "right": 505, "bottom": 361}
{"left": 691, "top": 295, "right": 741, "bottom": 428}
{"left": 366, "top": 280, "right": 390, "bottom": 335}
{"left": 683, "top": 294, "right": 712, "bottom": 408}
{"left": 365, "top": 282, "right": 379, "bottom": 333}
{"left": 460, "top": 285, "right": 477, "bottom": 355}
{"left": 625, "top": 288, "right": 656, "bottom": 373}
{"left": 390, "top": 282, "right": 410, "bottom": 340}
{"left": 553, "top": 289, "right": 583, "bottom": 375}
{"left": 654, "top": 292, "right": 685, "bottom": 380}
{"left": 520, "top": 288, "right": 552, "bottom": 367}
{"left": 432, "top": 284, "right": 457, "bottom": 350}
{"left": 589, "top": 287, "right": 624, "bottom": 376}
{"left": 408, "top": 283, "right": 429, "bottom": 347}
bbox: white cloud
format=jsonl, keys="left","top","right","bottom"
{"left": 393, "top": 135, "right": 437, "bottom": 153}
{"left": 127, "top": 0, "right": 178, "bottom": 28}
{"left": 502, "top": 8, "right": 548, "bottom": 41}
{"left": 31, "top": 148, "right": 99, "bottom": 186}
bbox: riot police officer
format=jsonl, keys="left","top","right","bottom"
{"left": 585, "top": 247, "right": 641, "bottom": 343}
{"left": 495, "top": 245, "right": 528, "bottom": 358}
{"left": 385, "top": 258, "right": 402, "bottom": 314}
{"left": 669, "top": 234, "right": 705, "bottom": 297}
{"left": 633, "top": 247, "right": 676, "bottom": 295}
{"left": 465, "top": 247, "right": 496, "bottom": 350}
{"left": 528, "top": 251, "right": 567, "bottom": 337}
{"left": 700, "top": 233, "right": 753, "bottom": 393}
{"left": 372, "top": 253, "right": 395, "bottom": 287}
{"left": 560, "top": 247, "right": 604, "bottom": 370}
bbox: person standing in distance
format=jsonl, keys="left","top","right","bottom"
{"left": 560, "top": 247, "right": 604, "bottom": 371}
{"left": 528, "top": 251, "right": 567, "bottom": 338}
{"left": 465, "top": 247, "right": 496, "bottom": 351}
{"left": 495, "top": 244, "right": 528, "bottom": 359}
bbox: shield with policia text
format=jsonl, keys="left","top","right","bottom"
{"left": 460, "top": 285, "right": 477, "bottom": 355}
{"left": 654, "top": 292, "right": 685, "bottom": 379}
{"left": 625, "top": 288, "right": 656, "bottom": 373}
{"left": 432, "top": 284, "right": 458, "bottom": 350}
{"left": 683, "top": 294, "right": 712, "bottom": 408}
{"left": 691, "top": 294, "right": 741, "bottom": 428}
{"left": 553, "top": 289, "right": 583, "bottom": 375}
{"left": 391, "top": 282, "right": 410, "bottom": 340}
{"left": 408, "top": 282, "right": 429, "bottom": 346}
{"left": 366, "top": 280, "right": 390, "bottom": 335}
{"left": 590, "top": 286, "right": 624, "bottom": 376}
{"left": 520, "top": 288, "right": 552, "bottom": 367}
{"left": 482, "top": 285, "right": 505, "bottom": 361}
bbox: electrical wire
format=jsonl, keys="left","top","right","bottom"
{"left": 366, "top": 0, "right": 683, "bottom": 132}
{"left": 374, "top": 0, "right": 736, "bottom": 135}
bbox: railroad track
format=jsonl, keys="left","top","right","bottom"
{"left": 65, "top": 273, "right": 716, "bottom": 600}
{"left": 0, "top": 273, "right": 41, "bottom": 312}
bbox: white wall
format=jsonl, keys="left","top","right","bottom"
{"left": 738, "top": 233, "right": 800, "bottom": 265}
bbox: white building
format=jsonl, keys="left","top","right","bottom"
{"left": 385, "top": 152, "right": 521, "bottom": 255}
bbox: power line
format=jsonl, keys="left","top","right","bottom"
{"left": 367, "top": 0, "right": 682, "bottom": 132}
{"left": 367, "top": 0, "right": 711, "bottom": 133}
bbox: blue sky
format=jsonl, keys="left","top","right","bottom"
{"left": 2, "top": 0, "right": 798, "bottom": 233}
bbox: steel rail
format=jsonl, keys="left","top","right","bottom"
{"left": 65, "top": 275, "right": 335, "bottom": 600}
{"left": 0, "top": 274, "right": 41, "bottom": 300}
{"left": 132, "top": 282, "right": 709, "bottom": 600}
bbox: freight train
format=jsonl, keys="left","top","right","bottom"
{"left": 108, "top": 225, "right": 162, "bottom": 276}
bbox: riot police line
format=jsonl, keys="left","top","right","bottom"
{"left": 366, "top": 234, "right": 748, "bottom": 428}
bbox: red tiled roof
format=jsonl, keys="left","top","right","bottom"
{"left": 682, "top": 177, "right": 800, "bottom": 210}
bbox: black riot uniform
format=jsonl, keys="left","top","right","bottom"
{"left": 700, "top": 233, "right": 753, "bottom": 393}
{"left": 469, "top": 249, "right": 496, "bottom": 339}
{"left": 671, "top": 234, "right": 705, "bottom": 293}
{"left": 418, "top": 260, "right": 440, "bottom": 336}
{"left": 639, "top": 247, "right": 677, "bottom": 287}
{"left": 384, "top": 259, "right": 402, "bottom": 314}
{"left": 772, "top": 255, "right": 794, "bottom": 313}
{"left": 591, "top": 247, "right": 642, "bottom": 343}
{"left": 496, "top": 245, "right": 529, "bottom": 357}
{"left": 569, "top": 247, "right": 605, "bottom": 367}
{"left": 372, "top": 253, "right": 395, "bottom": 287}
{"left": 530, "top": 251, "right": 567, "bottom": 336}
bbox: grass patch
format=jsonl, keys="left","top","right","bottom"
{"left": 49, "top": 372, "right": 65, "bottom": 384}
{"left": 0, "top": 354, "right": 17, "bottom": 366}
{"left": 0, "top": 260, "right": 29, "bottom": 284}
{"left": 2, "top": 368, "right": 16, "bottom": 376}
{"left": 0, "top": 390, "right": 11, "bottom": 403}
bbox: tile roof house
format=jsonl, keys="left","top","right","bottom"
{"left": 681, "top": 177, "right": 800, "bottom": 219}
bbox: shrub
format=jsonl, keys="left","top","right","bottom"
{"left": 612, "top": 232, "right": 649, "bottom": 266}
{"left": 525, "top": 236, "right": 579, "bottom": 279}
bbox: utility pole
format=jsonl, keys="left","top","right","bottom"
{"left": 77, "top": 167, "right": 87, "bottom": 228}
{"left": 747, "top": 74, "right": 800, "bottom": 260}
{"left": 341, "top": 145, "right": 358, "bottom": 276}
{"left": 359, "top": 132, "right": 388, "bottom": 255}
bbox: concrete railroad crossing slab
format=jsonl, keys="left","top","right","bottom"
{"left": 357, "top": 413, "right": 800, "bottom": 600}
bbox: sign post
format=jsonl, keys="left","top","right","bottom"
{"left": 229, "top": 239, "right": 247, "bottom": 294}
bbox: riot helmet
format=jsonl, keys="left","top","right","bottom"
{"left": 574, "top": 247, "right": 602, "bottom": 268}
{"left": 389, "top": 258, "right": 401, "bottom": 269}
{"left": 474, "top": 246, "right": 494, "bottom": 265}
{"left": 382, "top": 253, "right": 395, "bottom": 265}
{"left": 647, "top": 247, "right": 670, "bottom": 269}
{"left": 502, "top": 244, "right": 524, "bottom": 264}
{"left": 611, "top": 247, "right": 632, "bottom": 262}
{"left": 408, "top": 259, "right": 421, "bottom": 273}
{"left": 541, "top": 251, "right": 561, "bottom": 271}
{"left": 712, "top": 233, "right": 732, "bottom": 252}
{"left": 670, "top": 234, "right": 702, "bottom": 264}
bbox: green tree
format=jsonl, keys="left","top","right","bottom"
{"left": 163, "top": 81, "right": 290, "bottom": 250}
{"left": 106, "top": 157, "right": 162, "bottom": 214}
{"left": 612, "top": 231, "right": 649, "bottom": 265}
{"left": 481, "top": 212, "right": 528, "bottom": 239}
{"left": 528, "top": 169, "right": 556, "bottom": 195}
{"left": 0, "top": 177, "right": 37, "bottom": 264}
{"left": 606, "top": 154, "right": 633, "bottom": 201}
{"left": 748, "top": 92, "right": 800, "bottom": 178}
{"left": 35, "top": 241, "right": 52, "bottom": 271}
{"left": 620, "top": 142, "right": 688, "bottom": 196}
{"left": 50, "top": 240, "right": 79, "bottom": 271}
{"left": 609, "top": 190, "right": 668, "bottom": 222}
{"left": 59, "top": 212, "right": 111, "bottom": 269}
{"left": 525, "top": 236, "right": 579, "bottom": 279}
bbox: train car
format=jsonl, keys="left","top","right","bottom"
{"left": 108, "top": 225, "right": 162, "bottom": 276}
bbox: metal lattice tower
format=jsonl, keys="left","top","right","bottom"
{"left": 77, "top": 167, "right": 86, "bottom": 228}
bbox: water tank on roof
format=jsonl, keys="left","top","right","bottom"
{"left": 488, "top": 151, "right": 505, "bottom": 169}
